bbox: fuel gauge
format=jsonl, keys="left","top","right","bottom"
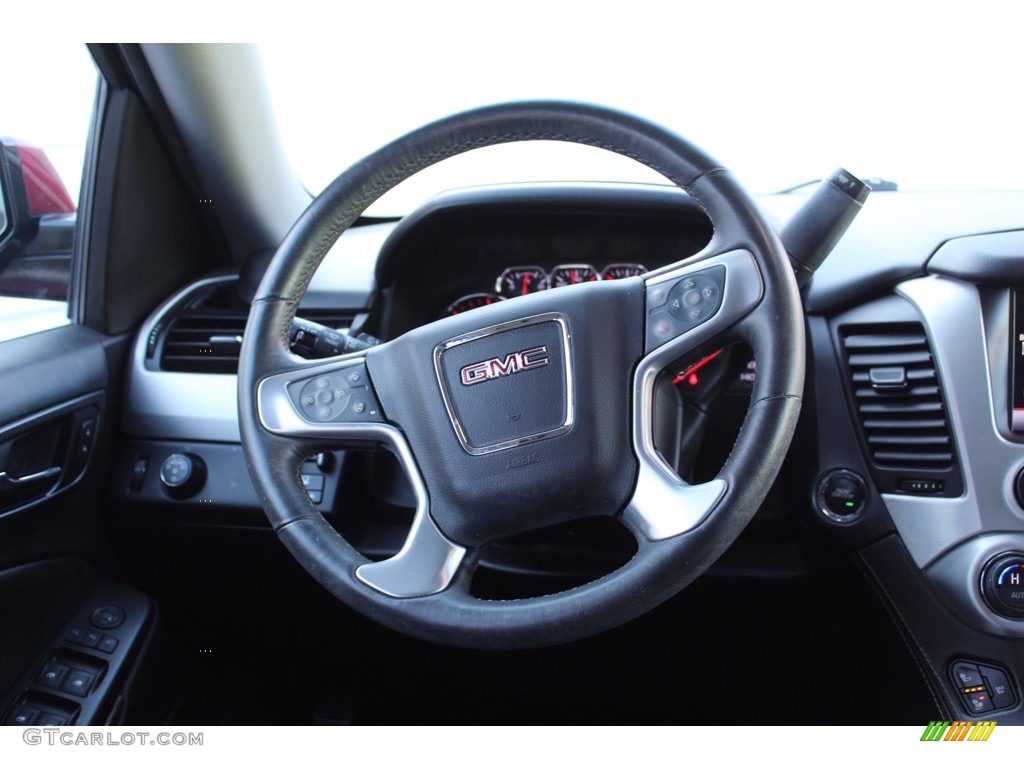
{"left": 550, "top": 264, "right": 600, "bottom": 287}
{"left": 602, "top": 263, "right": 647, "bottom": 280}
{"left": 496, "top": 267, "right": 548, "bottom": 296}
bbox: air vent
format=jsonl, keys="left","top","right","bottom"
{"left": 160, "top": 314, "right": 248, "bottom": 374}
{"left": 842, "top": 325, "right": 955, "bottom": 470}
{"left": 155, "top": 281, "right": 359, "bottom": 374}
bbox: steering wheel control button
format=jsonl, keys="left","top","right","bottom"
{"left": 816, "top": 469, "right": 867, "bottom": 523}
{"left": 645, "top": 266, "right": 725, "bottom": 350}
{"left": 290, "top": 364, "right": 382, "bottom": 424}
{"left": 981, "top": 552, "right": 1024, "bottom": 619}
{"left": 434, "top": 314, "right": 573, "bottom": 455}
{"left": 159, "top": 453, "right": 207, "bottom": 499}
{"left": 89, "top": 604, "right": 125, "bottom": 629}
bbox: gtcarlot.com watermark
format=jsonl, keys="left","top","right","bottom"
{"left": 23, "top": 729, "right": 203, "bottom": 747}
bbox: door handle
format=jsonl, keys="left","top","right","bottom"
{"left": 0, "top": 466, "right": 62, "bottom": 495}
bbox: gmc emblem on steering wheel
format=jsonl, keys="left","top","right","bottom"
{"left": 459, "top": 346, "right": 550, "bottom": 386}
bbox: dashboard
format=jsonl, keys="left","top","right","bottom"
{"left": 114, "top": 181, "right": 1024, "bottom": 722}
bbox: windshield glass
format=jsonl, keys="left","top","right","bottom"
{"left": 261, "top": 42, "right": 1023, "bottom": 216}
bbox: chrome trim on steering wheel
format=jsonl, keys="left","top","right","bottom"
{"left": 432, "top": 312, "right": 574, "bottom": 456}
{"left": 256, "top": 355, "right": 467, "bottom": 598}
{"left": 624, "top": 250, "right": 763, "bottom": 541}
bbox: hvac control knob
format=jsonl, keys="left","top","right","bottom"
{"left": 981, "top": 553, "right": 1024, "bottom": 620}
{"left": 159, "top": 453, "right": 206, "bottom": 499}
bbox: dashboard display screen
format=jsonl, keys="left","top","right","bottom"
{"left": 1013, "top": 291, "right": 1024, "bottom": 432}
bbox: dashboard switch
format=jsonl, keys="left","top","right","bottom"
{"left": 816, "top": 469, "right": 867, "bottom": 522}
{"left": 981, "top": 552, "right": 1024, "bottom": 619}
{"left": 965, "top": 690, "right": 994, "bottom": 714}
{"left": 979, "top": 665, "right": 1015, "bottom": 709}
{"left": 159, "top": 453, "right": 207, "bottom": 499}
{"left": 951, "top": 661, "right": 983, "bottom": 688}
{"left": 129, "top": 454, "right": 149, "bottom": 492}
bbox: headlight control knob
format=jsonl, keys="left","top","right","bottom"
{"left": 159, "top": 453, "right": 206, "bottom": 499}
{"left": 981, "top": 553, "right": 1024, "bottom": 620}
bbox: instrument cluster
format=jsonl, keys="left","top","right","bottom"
{"left": 445, "top": 263, "right": 647, "bottom": 316}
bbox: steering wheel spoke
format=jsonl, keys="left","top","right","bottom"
{"left": 623, "top": 248, "right": 764, "bottom": 541}
{"left": 256, "top": 354, "right": 387, "bottom": 445}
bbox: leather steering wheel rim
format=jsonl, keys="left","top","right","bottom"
{"left": 238, "top": 101, "right": 804, "bottom": 650}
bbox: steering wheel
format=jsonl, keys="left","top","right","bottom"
{"left": 237, "top": 101, "right": 804, "bottom": 650}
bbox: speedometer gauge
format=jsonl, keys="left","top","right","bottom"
{"left": 445, "top": 293, "right": 504, "bottom": 316}
{"left": 496, "top": 267, "right": 548, "bottom": 296}
{"left": 549, "top": 264, "right": 600, "bottom": 287}
{"left": 602, "top": 263, "right": 647, "bottom": 280}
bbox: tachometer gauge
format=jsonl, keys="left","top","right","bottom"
{"left": 602, "top": 263, "right": 647, "bottom": 280}
{"left": 444, "top": 293, "right": 504, "bottom": 316}
{"left": 496, "top": 267, "right": 549, "bottom": 296}
{"left": 549, "top": 264, "right": 600, "bottom": 287}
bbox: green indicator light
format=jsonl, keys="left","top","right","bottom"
{"left": 845, "top": 501, "right": 855, "bottom": 507}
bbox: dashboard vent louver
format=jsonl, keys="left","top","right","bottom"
{"left": 160, "top": 314, "right": 248, "bottom": 374}
{"left": 841, "top": 324, "right": 955, "bottom": 471}
{"left": 156, "top": 281, "right": 360, "bottom": 374}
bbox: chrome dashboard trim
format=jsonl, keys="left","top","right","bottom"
{"left": 886, "top": 276, "right": 1024, "bottom": 571}
{"left": 124, "top": 275, "right": 243, "bottom": 443}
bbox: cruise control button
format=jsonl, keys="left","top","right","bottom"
{"left": 292, "top": 364, "right": 382, "bottom": 424}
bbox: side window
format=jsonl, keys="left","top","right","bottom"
{"left": 0, "top": 44, "right": 97, "bottom": 341}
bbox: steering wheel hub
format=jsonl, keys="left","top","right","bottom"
{"left": 432, "top": 313, "right": 574, "bottom": 455}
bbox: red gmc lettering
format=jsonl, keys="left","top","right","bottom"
{"left": 460, "top": 346, "right": 549, "bottom": 386}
